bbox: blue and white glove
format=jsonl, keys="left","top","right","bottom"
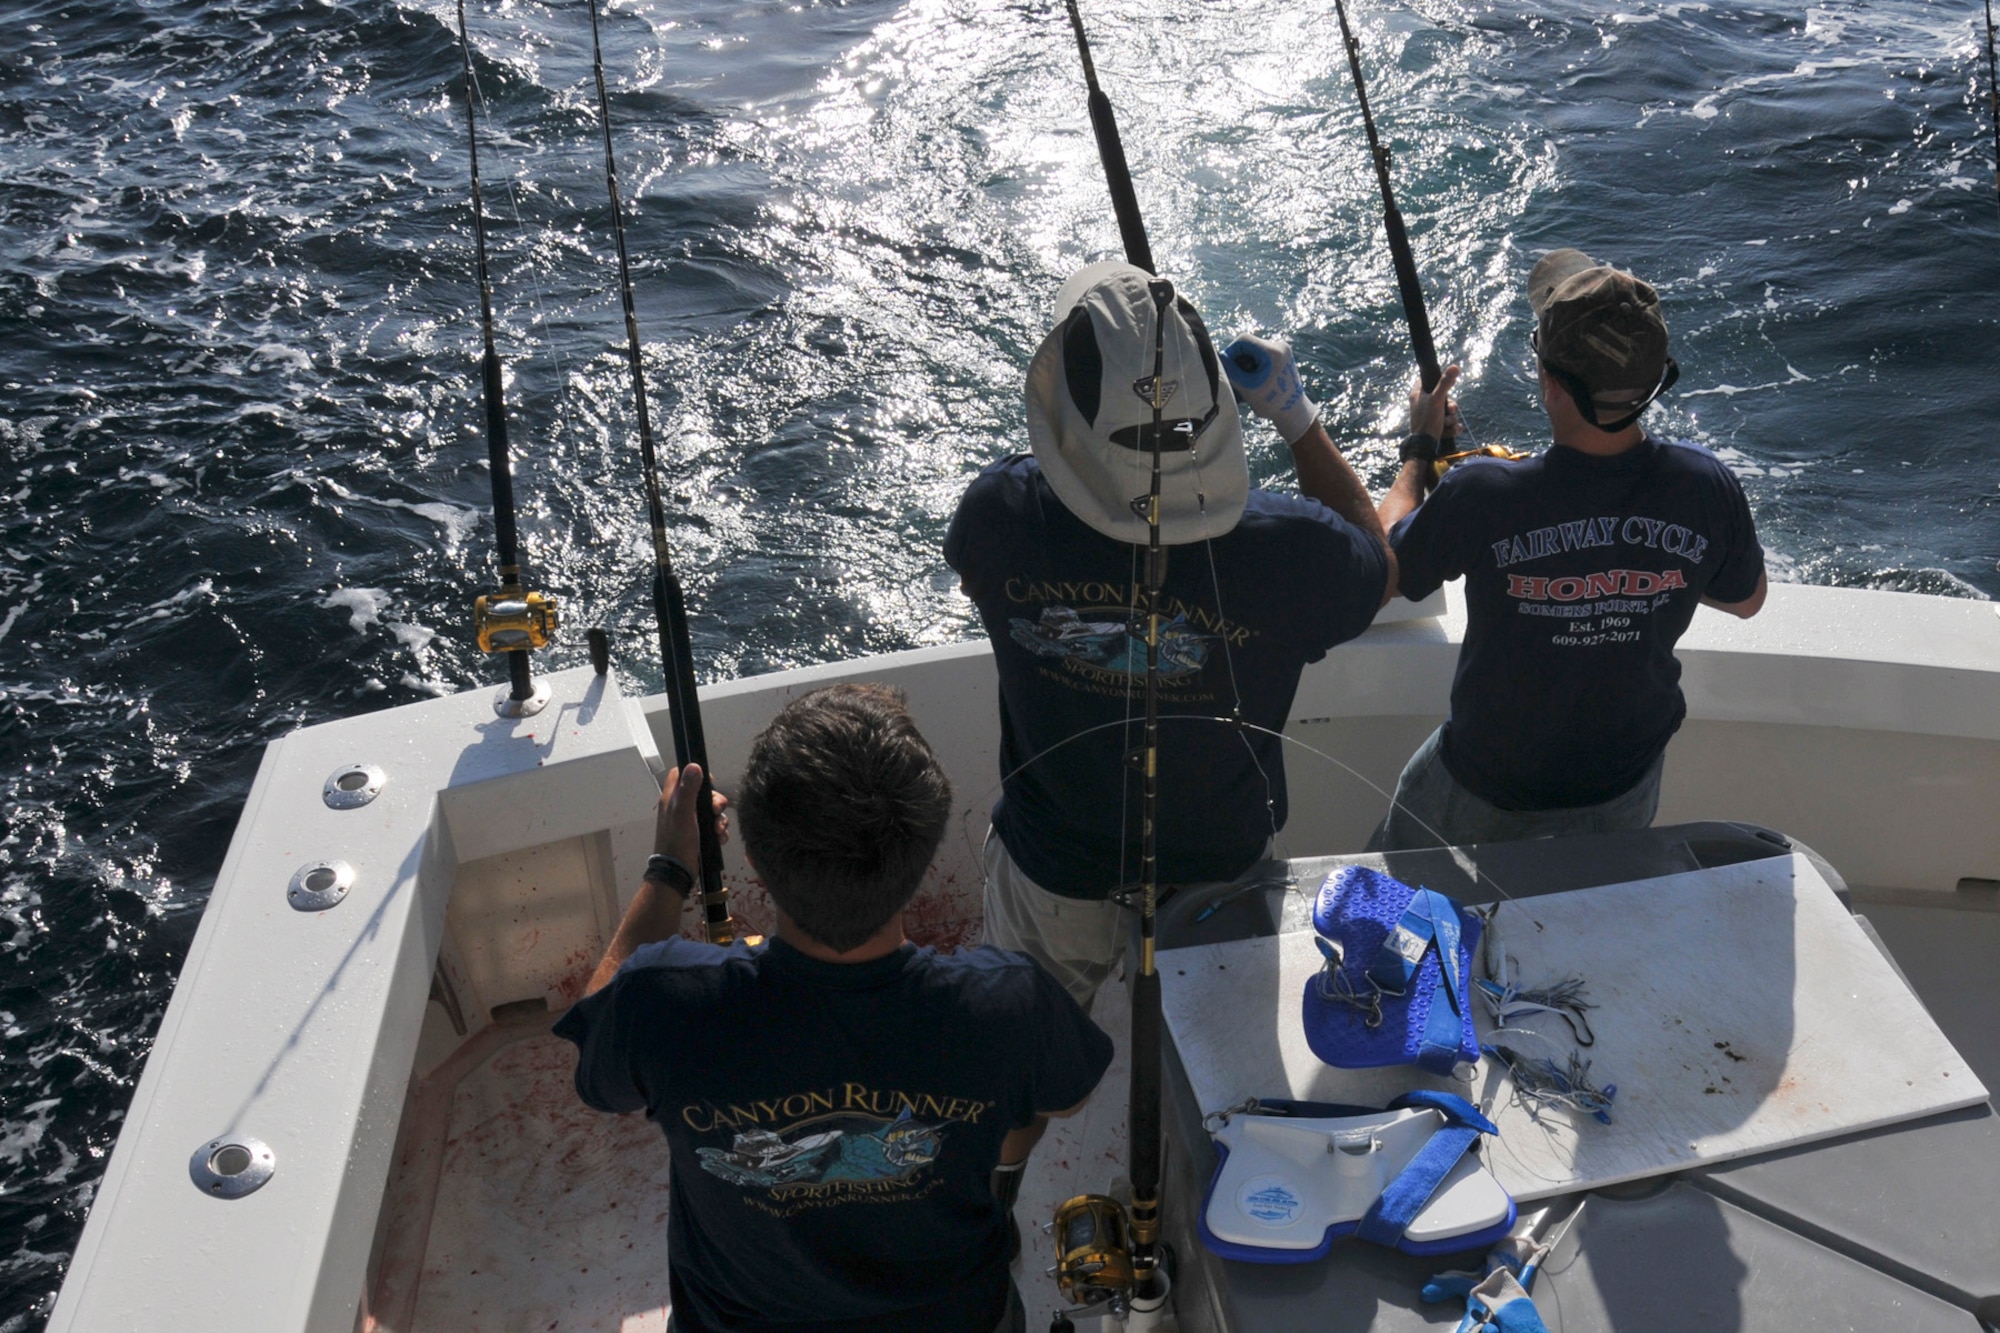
{"left": 1424, "top": 1232, "right": 1544, "bottom": 1304}
{"left": 1221, "top": 334, "right": 1321, "bottom": 446}
{"left": 1455, "top": 1269, "right": 1551, "bottom": 1333}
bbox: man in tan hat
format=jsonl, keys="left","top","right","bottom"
{"left": 945, "top": 261, "right": 1394, "bottom": 1006}
{"left": 1370, "top": 249, "right": 1768, "bottom": 851}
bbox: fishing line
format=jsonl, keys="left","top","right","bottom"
{"left": 1185, "top": 425, "right": 1288, "bottom": 863}
{"left": 1169, "top": 332, "right": 1289, "bottom": 864}
{"left": 460, "top": 17, "right": 573, "bottom": 445}
{"left": 582, "top": 0, "right": 734, "bottom": 942}
{"left": 958, "top": 714, "right": 1526, "bottom": 908}
{"left": 1118, "top": 539, "right": 1141, "bottom": 889}
{"left": 1115, "top": 324, "right": 1287, "bottom": 882}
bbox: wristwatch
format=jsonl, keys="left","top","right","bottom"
{"left": 1398, "top": 431, "right": 1442, "bottom": 465}
{"left": 644, "top": 854, "right": 696, "bottom": 895}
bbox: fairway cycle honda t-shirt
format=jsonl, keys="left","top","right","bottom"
{"left": 946, "top": 455, "right": 1389, "bottom": 898}
{"left": 1390, "top": 437, "right": 1765, "bottom": 810}
{"left": 555, "top": 936, "right": 1112, "bottom": 1333}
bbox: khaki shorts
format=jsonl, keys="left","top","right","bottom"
{"left": 981, "top": 832, "right": 1271, "bottom": 1011}
{"left": 981, "top": 832, "right": 1130, "bottom": 1009}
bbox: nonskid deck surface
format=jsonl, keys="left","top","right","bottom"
{"left": 371, "top": 1026, "right": 677, "bottom": 1331}
{"left": 369, "top": 972, "right": 1136, "bottom": 1331}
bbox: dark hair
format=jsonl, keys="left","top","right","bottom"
{"left": 736, "top": 683, "right": 953, "bottom": 953}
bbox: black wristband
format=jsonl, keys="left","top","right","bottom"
{"left": 1399, "top": 431, "right": 1442, "bottom": 464}
{"left": 644, "top": 854, "right": 696, "bottom": 895}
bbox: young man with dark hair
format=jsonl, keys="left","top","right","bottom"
{"left": 555, "top": 683, "right": 1112, "bottom": 1333}
{"left": 1371, "top": 248, "right": 1768, "bottom": 850}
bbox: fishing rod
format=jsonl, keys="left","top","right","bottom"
{"left": 1118, "top": 276, "right": 1173, "bottom": 1308}
{"left": 1047, "top": 5, "right": 1171, "bottom": 1328}
{"left": 456, "top": 0, "right": 559, "bottom": 715}
{"left": 1063, "top": 0, "right": 1154, "bottom": 273}
{"left": 584, "top": 0, "right": 735, "bottom": 944}
{"left": 1047, "top": 292, "right": 1177, "bottom": 1333}
{"left": 1986, "top": 0, "right": 2000, "bottom": 219}
{"left": 1330, "top": 0, "right": 1443, "bottom": 397}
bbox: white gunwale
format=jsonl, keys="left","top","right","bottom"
{"left": 45, "top": 581, "right": 2000, "bottom": 1331}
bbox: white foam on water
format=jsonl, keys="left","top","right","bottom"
{"left": 390, "top": 622, "right": 436, "bottom": 653}
{"left": 117, "top": 468, "right": 182, "bottom": 493}
{"left": 1687, "top": 58, "right": 1864, "bottom": 121}
{"left": 1682, "top": 363, "right": 1811, "bottom": 402}
{"left": 385, "top": 499, "right": 480, "bottom": 548}
{"left": 0, "top": 1098, "right": 60, "bottom": 1169}
{"left": 321, "top": 586, "right": 390, "bottom": 633}
{"left": 304, "top": 477, "right": 478, "bottom": 548}
{"left": 251, "top": 343, "right": 313, "bottom": 373}
{"left": 128, "top": 580, "right": 217, "bottom": 626}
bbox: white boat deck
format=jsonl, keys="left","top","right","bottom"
{"left": 48, "top": 584, "right": 2000, "bottom": 1333}
{"left": 364, "top": 963, "right": 1136, "bottom": 1332}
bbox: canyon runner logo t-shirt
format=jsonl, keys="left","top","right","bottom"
{"left": 1390, "top": 437, "right": 1764, "bottom": 810}
{"left": 556, "top": 937, "right": 1112, "bottom": 1333}
{"left": 946, "top": 455, "right": 1388, "bottom": 898}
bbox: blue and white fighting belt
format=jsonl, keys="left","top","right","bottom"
{"left": 1199, "top": 1090, "right": 1516, "bottom": 1262}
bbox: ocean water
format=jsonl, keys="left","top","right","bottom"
{"left": 1, "top": 0, "right": 1995, "bottom": 1321}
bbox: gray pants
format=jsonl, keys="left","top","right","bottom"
{"left": 1368, "top": 725, "right": 1666, "bottom": 852}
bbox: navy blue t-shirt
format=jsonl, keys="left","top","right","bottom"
{"left": 945, "top": 455, "right": 1389, "bottom": 897}
{"left": 1391, "top": 437, "right": 1764, "bottom": 810}
{"left": 553, "top": 936, "right": 1111, "bottom": 1333}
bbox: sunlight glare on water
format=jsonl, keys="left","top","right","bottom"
{"left": 1, "top": 0, "right": 1997, "bottom": 1322}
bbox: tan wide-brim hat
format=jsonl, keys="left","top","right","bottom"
{"left": 1025, "top": 261, "right": 1247, "bottom": 545}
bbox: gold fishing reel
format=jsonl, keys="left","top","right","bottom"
{"left": 1431, "top": 443, "right": 1532, "bottom": 486}
{"left": 1050, "top": 1194, "right": 1138, "bottom": 1308}
{"left": 474, "top": 585, "right": 559, "bottom": 654}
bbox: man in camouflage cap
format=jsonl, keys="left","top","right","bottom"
{"left": 1367, "top": 249, "right": 1769, "bottom": 850}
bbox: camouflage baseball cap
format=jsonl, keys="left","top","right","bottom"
{"left": 1527, "top": 249, "right": 1669, "bottom": 408}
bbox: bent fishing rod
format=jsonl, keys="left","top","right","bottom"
{"left": 1330, "top": 0, "right": 1444, "bottom": 398}
{"left": 1064, "top": 0, "right": 1154, "bottom": 274}
{"left": 456, "top": 0, "right": 559, "bottom": 713}
{"left": 584, "top": 0, "right": 735, "bottom": 944}
{"left": 1987, "top": 0, "right": 2000, "bottom": 220}
{"left": 1048, "top": 3, "right": 1170, "bottom": 1324}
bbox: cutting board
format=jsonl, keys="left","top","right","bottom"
{"left": 1159, "top": 854, "right": 1987, "bottom": 1203}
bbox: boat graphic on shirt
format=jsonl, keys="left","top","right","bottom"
{"left": 696, "top": 1107, "right": 943, "bottom": 1195}
{"left": 1009, "top": 604, "right": 1213, "bottom": 681}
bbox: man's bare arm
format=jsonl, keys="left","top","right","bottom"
{"left": 1378, "top": 458, "right": 1431, "bottom": 533}
{"left": 583, "top": 763, "right": 728, "bottom": 997}
{"left": 1288, "top": 420, "right": 1400, "bottom": 607}
{"left": 1375, "top": 365, "right": 1462, "bottom": 542}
